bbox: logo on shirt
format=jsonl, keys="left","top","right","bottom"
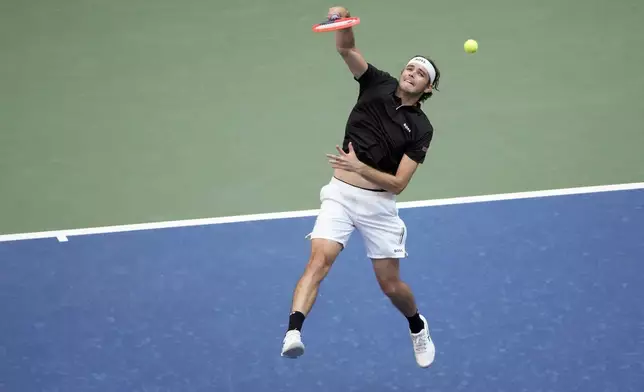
{"left": 403, "top": 123, "right": 411, "bottom": 133}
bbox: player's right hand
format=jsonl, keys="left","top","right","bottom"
{"left": 327, "top": 6, "right": 349, "bottom": 20}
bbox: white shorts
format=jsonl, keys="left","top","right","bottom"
{"left": 308, "top": 177, "right": 408, "bottom": 259}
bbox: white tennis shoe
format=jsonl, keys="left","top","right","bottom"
{"left": 410, "top": 314, "right": 435, "bottom": 368}
{"left": 281, "top": 330, "right": 305, "bottom": 358}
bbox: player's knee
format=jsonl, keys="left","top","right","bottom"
{"left": 378, "top": 278, "right": 402, "bottom": 298}
{"left": 305, "top": 248, "right": 334, "bottom": 281}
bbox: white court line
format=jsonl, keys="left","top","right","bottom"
{"left": 1, "top": 182, "right": 642, "bottom": 243}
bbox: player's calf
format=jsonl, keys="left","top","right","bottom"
{"left": 378, "top": 277, "right": 419, "bottom": 319}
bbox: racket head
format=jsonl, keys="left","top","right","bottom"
{"left": 312, "top": 16, "right": 360, "bottom": 33}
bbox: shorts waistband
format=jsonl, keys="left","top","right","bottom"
{"left": 331, "top": 176, "right": 387, "bottom": 192}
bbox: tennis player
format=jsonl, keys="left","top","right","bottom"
{"left": 281, "top": 6, "right": 440, "bottom": 368}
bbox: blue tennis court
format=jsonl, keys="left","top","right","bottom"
{"left": 1, "top": 187, "right": 643, "bottom": 391}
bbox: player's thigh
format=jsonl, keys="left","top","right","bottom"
{"left": 371, "top": 257, "right": 401, "bottom": 288}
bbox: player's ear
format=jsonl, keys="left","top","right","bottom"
{"left": 424, "top": 83, "right": 432, "bottom": 94}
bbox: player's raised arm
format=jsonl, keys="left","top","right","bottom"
{"left": 328, "top": 6, "right": 368, "bottom": 78}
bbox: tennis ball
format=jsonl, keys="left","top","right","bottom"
{"left": 464, "top": 39, "right": 478, "bottom": 53}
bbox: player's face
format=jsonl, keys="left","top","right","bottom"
{"left": 399, "top": 64, "right": 432, "bottom": 95}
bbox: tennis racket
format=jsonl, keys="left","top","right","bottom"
{"left": 312, "top": 15, "right": 360, "bottom": 33}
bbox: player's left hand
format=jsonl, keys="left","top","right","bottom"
{"left": 326, "top": 142, "right": 365, "bottom": 173}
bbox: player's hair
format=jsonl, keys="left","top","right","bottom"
{"left": 417, "top": 55, "right": 440, "bottom": 103}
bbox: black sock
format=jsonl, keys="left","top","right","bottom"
{"left": 407, "top": 311, "right": 424, "bottom": 334}
{"left": 288, "top": 311, "right": 306, "bottom": 332}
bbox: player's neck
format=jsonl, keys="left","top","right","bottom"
{"left": 395, "top": 88, "right": 420, "bottom": 107}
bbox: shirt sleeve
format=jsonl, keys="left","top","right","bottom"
{"left": 405, "top": 127, "right": 433, "bottom": 164}
{"left": 354, "top": 63, "right": 396, "bottom": 96}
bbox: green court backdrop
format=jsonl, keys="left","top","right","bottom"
{"left": 1, "top": 0, "right": 643, "bottom": 234}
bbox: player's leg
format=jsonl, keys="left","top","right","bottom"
{"left": 371, "top": 257, "right": 420, "bottom": 321}
{"left": 289, "top": 237, "right": 343, "bottom": 328}
{"left": 371, "top": 257, "right": 435, "bottom": 368}
{"left": 281, "top": 180, "right": 354, "bottom": 358}
{"left": 357, "top": 193, "right": 435, "bottom": 367}
{"left": 282, "top": 238, "right": 344, "bottom": 358}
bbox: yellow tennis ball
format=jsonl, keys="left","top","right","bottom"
{"left": 464, "top": 39, "right": 478, "bottom": 53}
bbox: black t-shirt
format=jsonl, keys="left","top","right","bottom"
{"left": 342, "top": 63, "right": 434, "bottom": 175}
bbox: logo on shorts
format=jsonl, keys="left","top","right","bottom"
{"left": 394, "top": 248, "right": 404, "bottom": 253}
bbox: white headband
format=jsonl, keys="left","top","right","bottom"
{"left": 407, "top": 57, "right": 436, "bottom": 84}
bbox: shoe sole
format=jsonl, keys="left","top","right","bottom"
{"left": 281, "top": 344, "right": 305, "bottom": 358}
